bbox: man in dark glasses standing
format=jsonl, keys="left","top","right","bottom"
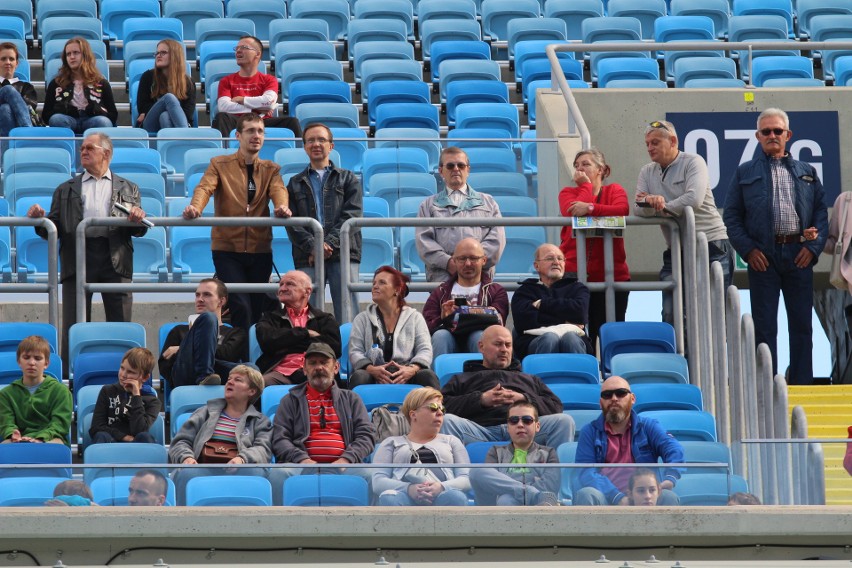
{"left": 634, "top": 118, "right": 734, "bottom": 324}
{"left": 724, "top": 108, "right": 828, "bottom": 386}
{"left": 416, "top": 146, "right": 505, "bottom": 282}
{"left": 574, "top": 376, "right": 683, "bottom": 506}
{"left": 469, "top": 400, "right": 560, "bottom": 506}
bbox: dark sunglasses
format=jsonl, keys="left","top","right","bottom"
{"left": 508, "top": 415, "right": 536, "bottom": 425}
{"left": 600, "top": 388, "right": 631, "bottom": 400}
{"left": 442, "top": 162, "right": 469, "bottom": 170}
{"left": 648, "top": 121, "right": 671, "bottom": 134}
{"left": 759, "top": 128, "right": 786, "bottom": 136}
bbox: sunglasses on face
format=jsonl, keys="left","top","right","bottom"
{"left": 759, "top": 128, "right": 786, "bottom": 136}
{"left": 442, "top": 162, "right": 469, "bottom": 170}
{"left": 507, "top": 415, "right": 536, "bottom": 425}
{"left": 600, "top": 388, "right": 631, "bottom": 400}
{"left": 420, "top": 402, "right": 446, "bottom": 413}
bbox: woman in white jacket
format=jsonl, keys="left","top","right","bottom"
{"left": 348, "top": 266, "right": 439, "bottom": 388}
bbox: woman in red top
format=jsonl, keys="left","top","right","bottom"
{"left": 558, "top": 148, "right": 630, "bottom": 346}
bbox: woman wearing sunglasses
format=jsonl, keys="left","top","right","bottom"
{"left": 372, "top": 387, "right": 470, "bottom": 506}
{"left": 558, "top": 148, "right": 630, "bottom": 346}
{"left": 135, "top": 39, "right": 195, "bottom": 133}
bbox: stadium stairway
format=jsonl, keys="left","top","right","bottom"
{"left": 788, "top": 384, "right": 852, "bottom": 505}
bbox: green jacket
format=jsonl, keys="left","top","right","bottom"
{"left": 0, "top": 377, "right": 72, "bottom": 445}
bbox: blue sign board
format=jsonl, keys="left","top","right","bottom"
{"left": 667, "top": 111, "right": 841, "bottom": 207}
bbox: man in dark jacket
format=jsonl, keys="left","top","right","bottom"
{"left": 256, "top": 270, "right": 341, "bottom": 386}
{"left": 286, "top": 122, "right": 362, "bottom": 323}
{"left": 441, "top": 325, "right": 574, "bottom": 448}
{"left": 511, "top": 243, "right": 590, "bottom": 358}
{"left": 574, "top": 375, "right": 684, "bottom": 506}
{"left": 159, "top": 279, "right": 247, "bottom": 388}
{"left": 28, "top": 132, "right": 148, "bottom": 371}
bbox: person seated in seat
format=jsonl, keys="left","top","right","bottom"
{"left": 348, "top": 265, "right": 439, "bottom": 388}
{"left": 0, "top": 41, "right": 38, "bottom": 135}
{"left": 45, "top": 480, "right": 96, "bottom": 507}
{"left": 469, "top": 400, "right": 559, "bottom": 506}
{"left": 168, "top": 365, "right": 272, "bottom": 505}
{"left": 627, "top": 468, "right": 660, "bottom": 506}
{"left": 90, "top": 347, "right": 161, "bottom": 444}
{"left": 372, "top": 387, "right": 469, "bottom": 506}
{"left": 0, "top": 335, "right": 71, "bottom": 445}
{"left": 128, "top": 469, "right": 168, "bottom": 507}
{"left": 135, "top": 39, "right": 196, "bottom": 134}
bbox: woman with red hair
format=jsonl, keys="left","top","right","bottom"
{"left": 349, "top": 266, "right": 439, "bottom": 388}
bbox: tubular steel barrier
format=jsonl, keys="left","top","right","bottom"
{"left": 0, "top": 217, "right": 59, "bottom": 327}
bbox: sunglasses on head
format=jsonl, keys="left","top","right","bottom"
{"left": 508, "top": 415, "right": 536, "bottom": 425}
{"left": 443, "top": 162, "right": 468, "bottom": 170}
{"left": 420, "top": 402, "right": 445, "bottom": 413}
{"left": 759, "top": 128, "right": 786, "bottom": 136}
{"left": 648, "top": 121, "right": 671, "bottom": 134}
{"left": 600, "top": 388, "right": 631, "bottom": 400}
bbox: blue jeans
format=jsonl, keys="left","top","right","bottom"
{"left": 431, "top": 329, "right": 483, "bottom": 361}
{"left": 378, "top": 487, "right": 468, "bottom": 506}
{"left": 212, "top": 250, "right": 273, "bottom": 334}
{"left": 169, "top": 311, "right": 239, "bottom": 387}
{"left": 141, "top": 93, "right": 189, "bottom": 134}
{"left": 302, "top": 260, "right": 360, "bottom": 323}
{"left": 747, "top": 242, "right": 814, "bottom": 385}
{"left": 441, "top": 412, "right": 575, "bottom": 450}
{"left": 660, "top": 239, "right": 734, "bottom": 324}
{"left": 469, "top": 467, "right": 553, "bottom": 506}
{"left": 0, "top": 84, "right": 33, "bottom": 137}
{"left": 91, "top": 430, "right": 155, "bottom": 444}
{"left": 573, "top": 486, "right": 680, "bottom": 506}
{"left": 528, "top": 332, "right": 587, "bottom": 354}
{"left": 48, "top": 111, "right": 112, "bottom": 135}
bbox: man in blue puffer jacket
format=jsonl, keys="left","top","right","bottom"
{"left": 574, "top": 376, "right": 684, "bottom": 506}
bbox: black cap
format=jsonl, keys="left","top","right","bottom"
{"left": 304, "top": 342, "right": 335, "bottom": 359}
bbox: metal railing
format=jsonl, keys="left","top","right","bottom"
{"left": 0, "top": 217, "right": 59, "bottom": 327}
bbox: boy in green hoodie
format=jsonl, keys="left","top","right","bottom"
{"left": 0, "top": 335, "right": 72, "bottom": 445}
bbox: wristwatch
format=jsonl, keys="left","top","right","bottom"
{"left": 588, "top": 204, "right": 595, "bottom": 213}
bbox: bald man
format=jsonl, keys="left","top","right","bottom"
{"left": 255, "top": 270, "right": 341, "bottom": 386}
{"left": 573, "top": 376, "right": 684, "bottom": 506}
{"left": 511, "top": 243, "right": 591, "bottom": 358}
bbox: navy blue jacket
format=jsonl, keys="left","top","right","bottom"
{"left": 511, "top": 276, "right": 591, "bottom": 357}
{"left": 723, "top": 151, "right": 828, "bottom": 263}
{"left": 574, "top": 410, "right": 684, "bottom": 505}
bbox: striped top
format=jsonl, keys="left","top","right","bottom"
{"left": 304, "top": 384, "right": 346, "bottom": 463}
{"left": 210, "top": 412, "right": 239, "bottom": 443}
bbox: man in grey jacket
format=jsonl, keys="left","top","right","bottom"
{"left": 469, "top": 400, "right": 560, "bottom": 506}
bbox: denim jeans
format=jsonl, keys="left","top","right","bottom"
{"left": 440, "top": 412, "right": 575, "bottom": 450}
{"left": 48, "top": 111, "right": 112, "bottom": 135}
{"left": 660, "top": 239, "right": 734, "bottom": 324}
{"left": 747, "top": 242, "right": 814, "bottom": 385}
{"left": 0, "top": 84, "right": 33, "bottom": 137}
{"left": 377, "top": 487, "right": 468, "bottom": 506}
{"left": 431, "top": 329, "right": 483, "bottom": 361}
{"left": 211, "top": 250, "right": 273, "bottom": 333}
{"left": 527, "top": 332, "right": 587, "bottom": 355}
{"left": 91, "top": 431, "right": 155, "bottom": 444}
{"left": 169, "top": 311, "right": 239, "bottom": 388}
{"left": 301, "top": 260, "right": 360, "bottom": 323}
{"left": 141, "top": 93, "right": 189, "bottom": 134}
{"left": 469, "top": 467, "right": 552, "bottom": 506}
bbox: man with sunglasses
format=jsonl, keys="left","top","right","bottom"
{"left": 469, "top": 400, "right": 560, "bottom": 506}
{"left": 724, "top": 108, "right": 827, "bottom": 386}
{"left": 574, "top": 376, "right": 683, "bottom": 506}
{"left": 634, "top": 119, "right": 734, "bottom": 324}
{"left": 211, "top": 35, "right": 301, "bottom": 137}
{"left": 416, "top": 146, "right": 505, "bottom": 282}
{"left": 441, "top": 325, "right": 574, "bottom": 449}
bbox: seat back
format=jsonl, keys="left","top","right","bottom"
{"left": 261, "top": 384, "right": 295, "bottom": 419}
{"left": 283, "top": 474, "right": 369, "bottom": 506}
{"left": 0, "top": 442, "right": 72, "bottom": 478}
{"left": 481, "top": 0, "right": 541, "bottom": 41}
{"left": 521, "top": 353, "right": 601, "bottom": 384}
{"left": 598, "top": 322, "right": 676, "bottom": 373}
{"left": 352, "top": 384, "right": 420, "bottom": 410}
{"left": 670, "top": 0, "right": 731, "bottom": 39}
{"left": 186, "top": 475, "right": 273, "bottom": 506}
{"left": 0, "top": 322, "right": 59, "bottom": 353}
{"left": 169, "top": 385, "right": 226, "bottom": 436}
{"left": 610, "top": 352, "right": 689, "bottom": 384}
{"left": 466, "top": 441, "right": 505, "bottom": 463}
{"left": 641, "top": 410, "right": 718, "bottom": 442}
{"left": 631, "top": 384, "right": 704, "bottom": 413}
{"left": 434, "top": 353, "right": 483, "bottom": 386}
{"left": 608, "top": 0, "right": 668, "bottom": 39}
{"left": 0, "top": 477, "right": 70, "bottom": 506}
{"left": 290, "top": 0, "right": 352, "bottom": 41}
{"left": 548, "top": 383, "right": 602, "bottom": 411}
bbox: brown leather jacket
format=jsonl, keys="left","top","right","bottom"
{"left": 190, "top": 152, "right": 288, "bottom": 253}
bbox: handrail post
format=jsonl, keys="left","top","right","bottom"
{"left": 710, "top": 262, "right": 729, "bottom": 444}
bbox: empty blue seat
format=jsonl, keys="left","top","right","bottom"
{"left": 434, "top": 353, "right": 483, "bottom": 386}
{"left": 361, "top": 147, "right": 431, "bottom": 194}
{"left": 513, "top": 40, "right": 575, "bottom": 87}
{"left": 727, "top": 14, "right": 788, "bottom": 45}
{"left": 446, "top": 81, "right": 510, "bottom": 127}
{"left": 797, "top": 0, "right": 852, "bottom": 39}
{"left": 157, "top": 127, "right": 222, "bottom": 174}
{"left": 132, "top": 226, "right": 169, "bottom": 282}
{"left": 548, "top": 384, "right": 601, "bottom": 411}
{"left": 327, "top": 127, "right": 367, "bottom": 172}
{"left": 564, "top": 409, "right": 599, "bottom": 440}
{"left": 419, "top": 19, "right": 482, "bottom": 60}
{"left": 375, "top": 103, "right": 440, "bottom": 132}
{"left": 348, "top": 20, "right": 409, "bottom": 68}
{"left": 733, "top": 0, "right": 794, "bottom": 39}
{"left": 521, "top": 58, "right": 585, "bottom": 103}
{"left": 655, "top": 15, "right": 716, "bottom": 43}
{"left": 170, "top": 225, "right": 215, "bottom": 282}
{"left": 0, "top": 228, "right": 13, "bottom": 282}
{"left": 14, "top": 198, "right": 57, "bottom": 282}
{"left": 545, "top": 0, "right": 605, "bottom": 41}
{"left": 8, "top": 126, "right": 76, "bottom": 168}
{"left": 582, "top": 16, "right": 643, "bottom": 44}
{"left": 0, "top": 323, "right": 58, "bottom": 353}
{"left": 507, "top": 18, "right": 567, "bottom": 60}
{"left": 835, "top": 55, "right": 852, "bottom": 86}
{"left": 604, "top": 78, "right": 668, "bottom": 87}
{"left": 169, "top": 385, "right": 226, "bottom": 436}
{"left": 673, "top": 56, "right": 737, "bottom": 88}
{"left": 556, "top": 441, "right": 578, "bottom": 503}
{"left": 2, "top": 0, "right": 33, "bottom": 42}
{"left": 399, "top": 226, "right": 425, "bottom": 280}
{"left": 466, "top": 441, "right": 505, "bottom": 464}
{"left": 37, "top": 0, "right": 96, "bottom": 25}
{"left": 281, "top": 59, "right": 344, "bottom": 102}
{"left": 673, "top": 473, "right": 748, "bottom": 505}
{"left": 598, "top": 321, "right": 676, "bottom": 373}
{"left": 360, "top": 227, "right": 395, "bottom": 278}
{"left": 101, "top": 0, "right": 161, "bottom": 43}
{"left": 670, "top": 0, "right": 730, "bottom": 39}
{"left": 196, "top": 18, "right": 255, "bottom": 56}
{"left": 352, "top": 384, "right": 420, "bottom": 410}
{"left": 419, "top": 0, "right": 478, "bottom": 30}
{"left": 610, "top": 352, "right": 689, "bottom": 383}
{"left": 663, "top": 43, "right": 724, "bottom": 82}
{"left": 641, "top": 410, "right": 717, "bottom": 442}
{"left": 164, "top": 0, "right": 223, "bottom": 51}
{"left": 3, "top": 173, "right": 71, "bottom": 208}
{"left": 290, "top": 0, "right": 351, "bottom": 41}
{"left": 0, "top": 477, "right": 69, "bottom": 506}
{"left": 296, "top": 102, "right": 359, "bottom": 130}
{"left": 751, "top": 55, "right": 816, "bottom": 87}
{"left": 608, "top": 0, "right": 667, "bottom": 40}
{"left": 270, "top": 20, "right": 330, "bottom": 59}
{"left": 465, "top": 147, "right": 519, "bottom": 173}
{"left": 597, "top": 57, "right": 660, "bottom": 87}
{"left": 361, "top": 59, "right": 423, "bottom": 105}
{"left": 186, "top": 475, "right": 273, "bottom": 506}
{"left": 496, "top": 226, "right": 543, "bottom": 278}
{"left": 354, "top": 41, "right": 415, "bottom": 84}
{"left": 363, "top": 196, "right": 390, "bottom": 218}
{"left": 277, "top": 40, "right": 336, "bottom": 68}
{"left": 367, "top": 81, "right": 431, "bottom": 128}
{"left": 226, "top": 0, "right": 287, "bottom": 43}
{"left": 369, "top": 172, "right": 436, "bottom": 210}
{"left": 0, "top": 442, "right": 72, "bottom": 478}
{"left": 683, "top": 78, "right": 746, "bottom": 88}
{"left": 109, "top": 148, "right": 162, "bottom": 177}
{"left": 631, "top": 384, "right": 703, "bottom": 413}
{"left": 72, "top": 351, "right": 123, "bottom": 404}
{"left": 68, "top": 322, "right": 147, "bottom": 376}
{"left": 123, "top": 17, "right": 184, "bottom": 45}
{"left": 374, "top": 128, "right": 441, "bottom": 170}
{"left": 262, "top": 385, "right": 295, "bottom": 419}
{"left": 589, "top": 41, "right": 652, "bottom": 82}
{"left": 679, "top": 440, "right": 733, "bottom": 475}
{"left": 521, "top": 353, "right": 600, "bottom": 384}
{"left": 466, "top": 172, "right": 528, "bottom": 197}
{"left": 481, "top": 0, "right": 541, "bottom": 42}
{"left": 40, "top": 17, "right": 102, "bottom": 45}
{"left": 455, "top": 103, "right": 520, "bottom": 138}
{"left": 354, "top": 0, "right": 415, "bottom": 40}
{"left": 283, "top": 474, "right": 369, "bottom": 506}
{"left": 430, "top": 40, "right": 491, "bottom": 84}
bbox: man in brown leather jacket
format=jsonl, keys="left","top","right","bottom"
{"left": 184, "top": 113, "right": 291, "bottom": 334}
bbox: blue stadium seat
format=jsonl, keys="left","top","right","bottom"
{"left": 481, "top": 0, "right": 541, "bottom": 42}
{"left": 670, "top": 0, "right": 730, "bottom": 39}
{"left": 123, "top": 17, "right": 183, "bottom": 45}
{"left": 455, "top": 103, "right": 519, "bottom": 138}
{"left": 164, "top": 0, "right": 223, "bottom": 54}
{"left": 760, "top": 78, "right": 825, "bottom": 87}
{"left": 196, "top": 19, "right": 255, "bottom": 62}
{"left": 434, "top": 353, "right": 483, "bottom": 386}
{"left": 169, "top": 385, "right": 226, "bottom": 436}
{"left": 72, "top": 352, "right": 123, "bottom": 404}
{"left": 449, "top": 128, "right": 514, "bottom": 150}
{"left": 68, "top": 322, "right": 147, "bottom": 376}
{"left": 339, "top": 322, "right": 352, "bottom": 382}
{"left": 0, "top": 16, "right": 25, "bottom": 42}
{"left": 430, "top": 40, "right": 491, "bottom": 84}
{"left": 361, "top": 147, "right": 431, "bottom": 194}
{"left": 513, "top": 40, "right": 575, "bottom": 88}
{"left": 797, "top": 0, "right": 852, "bottom": 39}
{"left": 374, "top": 128, "right": 440, "bottom": 171}
{"left": 262, "top": 385, "right": 295, "bottom": 419}
{"left": 556, "top": 441, "right": 578, "bottom": 504}
{"left": 419, "top": 20, "right": 482, "bottom": 60}
{"left": 682, "top": 78, "right": 746, "bottom": 88}
{"left": 360, "top": 227, "right": 395, "bottom": 278}
{"left": 248, "top": 324, "right": 261, "bottom": 365}
{"left": 37, "top": 0, "right": 96, "bottom": 24}
{"left": 672, "top": 473, "right": 748, "bottom": 505}
{"left": 608, "top": 0, "right": 667, "bottom": 40}
{"left": 598, "top": 321, "right": 676, "bottom": 374}
{"left": 597, "top": 57, "right": 660, "bottom": 87}
{"left": 361, "top": 60, "right": 424, "bottom": 105}
{"left": 466, "top": 441, "right": 505, "bottom": 463}
{"left": 354, "top": 0, "right": 415, "bottom": 40}
{"left": 327, "top": 127, "right": 367, "bottom": 173}
{"left": 0, "top": 442, "right": 72, "bottom": 478}
{"left": 631, "top": 384, "right": 704, "bottom": 413}
{"left": 466, "top": 172, "right": 528, "bottom": 197}
{"left": 186, "top": 476, "right": 273, "bottom": 506}
{"left": 521, "top": 58, "right": 584, "bottom": 102}
{"left": 727, "top": 14, "right": 789, "bottom": 46}
{"left": 7, "top": 127, "right": 76, "bottom": 169}
{"left": 655, "top": 15, "right": 716, "bottom": 42}
{"left": 277, "top": 41, "right": 336, "bottom": 71}
{"left": 641, "top": 410, "right": 718, "bottom": 442}
{"left": 281, "top": 59, "right": 344, "bottom": 102}
{"left": 352, "top": 384, "right": 420, "bottom": 411}
{"left": 1, "top": 0, "right": 33, "bottom": 42}
{"left": 507, "top": 18, "right": 567, "bottom": 60}
{"left": 610, "top": 352, "right": 689, "bottom": 384}
{"left": 226, "top": 0, "right": 287, "bottom": 44}
{"left": 582, "top": 16, "right": 643, "bottom": 45}
{"left": 0, "top": 323, "right": 58, "bottom": 353}
{"left": 812, "top": 15, "right": 852, "bottom": 81}
{"left": 674, "top": 56, "right": 738, "bottom": 87}
{"left": 270, "top": 20, "right": 330, "bottom": 61}
{"left": 663, "top": 44, "right": 725, "bottom": 82}
{"left": 465, "top": 147, "right": 519, "bottom": 173}
{"left": 271, "top": 226, "right": 296, "bottom": 274}
{"left": 545, "top": 0, "right": 605, "bottom": 42}
{"left": 751, "top": 55, "right": 817, "bottom": 87}
{"left": 3, "top": 173, "right": 71, "bottom": 208}
{"left": 83, "top": 443, "right": 169, "bottom": 485}
{"left": 679, "top": 440, "right": 733, "bottom": 475}
{"left": 521, "top": 354, "right": 600, "bottom": 384}
{"left": 565, "top": 409, "right": 600, "bottom": 440}
{"left": 733, "top": 0, "right": 794, "bottom": 38}
{"left": 170, "top": 226, "right": 215, "bottom": 282}
{"left": 835, "top": 55, "right": 852, "bottom": 86}
{"left": 83, "top": 127, "right": 149, "bottom": 150}
{"left": 13, "top": 199, "right": 55, "bottom": 282}
{"left": 399, "top": 226, "right": 426, "bottom": 280}
{"left": 133, "top": 226, "right": 169, "bottom": 282}
{"left": 296, "top": 102, "right": 359, "bottom": 130}
{"left": 548, "top": 384, "right": 601, "bottom": 411}
{"left": 367, "top": 81, "right": 431, "bottom": 128}
{"left": 354, "top": 41, "right": 416, "bottom": 85}
{"left": 157, "top": 127, "right": 222, "bottom": 175}
{"left": 348, "top": 20, "right": 409, "bottom": 69}
{"left": 369, "top": 172, "right": 436, "bottom": 210}
{"left": 589, "top": 42, "right": 652, "bottom": 82}
{"left": 283, "top": 474, "right": 369, "bottom": 506}
{"left": 419, "top": 0, "right": 478, "bottom": 31}
{"left": 0, "top": 227, "right": 11, "bottom": 282}
{"left": 375, "top": 103, "right": 440, "bottom": 132}
{"left": 110, "top": 148, "right": 162, "bottom": 176}
{"left": 0, "top": 353, "right": 62, "bottom": 384}
{"left": 0, "top": 477, "right": 69, "bottom": 506}
{"left": 290, "top": 0, "right": 352, "bottom": 41}
{"left": 120, "top": 173, "right": 166, "bottom": 208}
{"left": 91, "top": 475, "right": 176, "bottom": 506}
{"left": 446, "top": 81, "right": 510, "bottom": 127}
{"left": 101, "top": 0, "right": 160, "bottom": 43}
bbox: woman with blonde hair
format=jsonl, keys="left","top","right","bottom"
{"left": 136, "top": 39, "right": 195, "bottom": 133}
{"left": 372, "top": 387, "right": 469, "bottom": 506}
{"left": 42, "top": 37, "right": 116, "bottom": 133}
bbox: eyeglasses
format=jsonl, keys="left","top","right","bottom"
{"left": 536, "top": 255, "right": 565, "bottom": 263}
{"left": 600, "top": 388, "right": 632, "bottom": 400}
{"left": 508, "top": 415, "right": 536, "bottom": 425}
{"left": 420, "top": 402, "right": 445, "bottom": 413}
{"left": 305, "top": 137, "right": 330, "bottom": 145}
{"left": 154, "top": 50, "right": 169, "bottom": 57}
{"left": 453, "top": 255, "right": 485, "bottom": 264}
{"left": 648, "top": 121, "right": 672, "bottom": 134}
{"left": 442, "top": 162, "right": 469, "bottom": 170}
{"left": 234, "top": 45, "right": 259, "bottom": 53}
{"left": 319, "top": 405, "right": 327, "bottom": 429}
{"left": 759, "top": 128, "right": 786, "bottom": 136}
